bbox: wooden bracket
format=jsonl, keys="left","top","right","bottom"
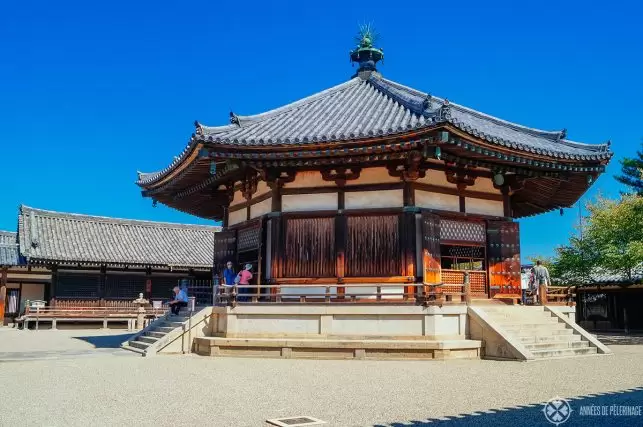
{"left": 387, "top": 151, "right": 426, "bottom": 181}
{"left": 445, "top": 162, "right": 476, "bottom": 191}
{"left": 260, "top": 169, "right": 297, "bottom": 189}
{"left": 241, "top": 173, "right": 259, "bottom": 200}
{"left": 321, "top": 167, "right": 361, "bottom": 186}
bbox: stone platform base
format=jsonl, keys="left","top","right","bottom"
{"left": 194, "top": 337, "right": 481, "bottom": 360}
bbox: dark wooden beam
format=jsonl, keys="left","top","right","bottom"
{"left": 502, "top": 186, "right": 511, "bottom": 217}
{"left": 0, "top": 268, "right": 7, "bottom": 323}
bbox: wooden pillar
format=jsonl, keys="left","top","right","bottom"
{"left": 502, "top": 186, "right": 511, "bottom": 218}
{"left": 50, "top": 265, "right": 57, "bottom": 307}
{"left": 400, "top": 212, "right": 417, "bottom": 300}
{"left": 0, "top": 268, "right": 7, "bottom": 325}
{"left": 335, "top": 213, "right": 347, "bottom": 298}
{"left": 145, "top": 267, "right": 152, "bottom": 299}
{"left": 223, "top": 206, "right": 229, "bottom": 229}
{"left": 98, "top": 265, "right": 106, "bottom": 307}
{"left": 403, "top": 182, "right": 415, "bottom": 207}
{"left": 271, "top": 183, "right": 282, "bottom": 212}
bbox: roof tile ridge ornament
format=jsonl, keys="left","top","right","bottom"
{"left": 437, "top": 99, "right": 452, "bottom": 121}
{"left": 194, "top": 120, "right": 204, "bottom": 136}
{"left": 350, "top": 23, "right": 384, "bottom": 79}
{"left": 556, "top": 128, "right": 567, "bottom": 142}
{"left": 229, "top": 112, "right": 241, "bottom": 127}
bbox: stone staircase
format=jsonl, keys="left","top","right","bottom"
{"left": 121, "top": 314, "right": 190, "bottom": 356}
{"left": 483, "top": 306, "right": 595, "bottom": 358}
{"left": 469, "top": 305, "right": 612, "bottom": 360}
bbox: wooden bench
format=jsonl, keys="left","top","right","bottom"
{"left": 17, "top": 307, "right": 167, "bottom": 330}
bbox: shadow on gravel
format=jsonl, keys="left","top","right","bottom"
{"left": 595, "top": 334, "right": 643, "bottom": 346}
{"left": 375, "top": 387, "right": 643, "bottom": 427}
{"left": 74, "top": 333, "right": 134, "bottom": 348}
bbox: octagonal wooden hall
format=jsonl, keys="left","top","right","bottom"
{"left": 136, "top": 32, "right": 612, "bottom": 303}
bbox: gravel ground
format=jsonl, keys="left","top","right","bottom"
{"left": 0, "top": 330, "right": 642, "bottom": 427}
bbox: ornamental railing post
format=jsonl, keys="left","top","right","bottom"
{"left": 463, "top": 272, "right": 471, "bottom": 305}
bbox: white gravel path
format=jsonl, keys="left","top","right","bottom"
{"left": 0, "top": 330, "right": 642, "bottom": 426}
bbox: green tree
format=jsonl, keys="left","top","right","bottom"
{"left": 615, "top": 142, "right": 643, "bottom": 196}
{"left": 584, "top": 195, "right": 643, "bottom": 282}
{"left": 544, "top": 195, "right": 643, "bottom": 284}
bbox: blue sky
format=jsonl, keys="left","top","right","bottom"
{"left": 1, "top": 0, "right": 641, "bottom": 260}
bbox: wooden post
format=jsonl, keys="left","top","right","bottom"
{"left": 539, "top": 284, "right": 548, "bottom": 305}
{"left": 464, "top": 271, "right": 471, "bottom": 305}
{"left": 335, "top": 214, "right": 347, "bottom": 299}
{"left": 502, "top": 186, "right": 511, "bottom": 218}
{"left": 0, "top": 268, "right": 7, "bottom": 326}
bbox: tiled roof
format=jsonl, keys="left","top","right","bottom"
{"left": 555, "top": 263, "right": 643, "bottom": 286}
{"left": 18, "top": 206, "right": 220, "bottom": 269}
{"left": 137, "top": 73, "right": 611, "bottom": 186}
{"left": 0, "top": 231, "right": 20, "bottom": 266}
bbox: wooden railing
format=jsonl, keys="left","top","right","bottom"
{"left": 214, "top": 283, "right": 467, "bottom": 306}
{"left": 24, "top": 306, "right": 168, "bottom": 317}
{"left": 52, "top": 299, "right": 146, "bottom": 309}
{"left": 441, "top": 270, "right": 487, "bottom": 295}
{"left": 544, "top": 286, "right": 576, "bottom": 306}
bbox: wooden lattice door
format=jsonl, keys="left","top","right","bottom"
{"left": 421, "top": 212, "right": 442, "bottom": 287}
{"left": 486, "top": 221, "right": 521, "bottom": 297}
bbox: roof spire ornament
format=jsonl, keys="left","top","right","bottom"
{"left": 350, "top": 23, "right": 384, "bottom": 78}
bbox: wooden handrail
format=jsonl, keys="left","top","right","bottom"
{"left": 214, "top": 283, "right": 468, "bottom": 306}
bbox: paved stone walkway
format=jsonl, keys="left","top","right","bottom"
{"left": 0, "top": 330, "right": 641, "bottom": 426}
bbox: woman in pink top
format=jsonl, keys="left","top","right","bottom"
{"left": 238, "top": 263, "right": 253, "bottom": 285}
{"left": 236, "top": 264, "right": 253, "bottom": 303}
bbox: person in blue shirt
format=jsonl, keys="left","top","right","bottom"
{"left": 223, "top": 261, "right": 237, "bottom": 287}
{"left": 169, "top": 285, "right": 188, "bottom": 315}
{"left": 222, "top": 261, "right": 237, "bottom": 306}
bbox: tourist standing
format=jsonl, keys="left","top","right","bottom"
{"left": 222, "top": 261, "right": 236, "bottom": 304}
{"left": 520, "top": 267, "right": 531, "bottom": 305}
{"left": 237, "top": 264, "right": 253, "bottom": 303}
{"left": 532, "top": 260, "right": 551, "bottom": 305}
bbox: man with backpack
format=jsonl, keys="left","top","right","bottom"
{"left": 532, "top": 260, "right": 551, "bottom": 305}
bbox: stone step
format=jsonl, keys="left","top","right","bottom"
{"left": 161, "top": 321, "right": 185, "bottom": 328}
{"left": 515, "top": 328, "right": 574, "bottom": 337}
{"left": 524, "top": 340, "right": 589, "bottom": 351}
{"left": 502, "top": 323, "right": 568, "bottom": 333}
{"left": 518, "top": 334, "right": 581, "bottom": 344}
{"left": 139, "top": 336, "right": 159, "bottom": 344}
{"left": 531, "top": 346, "right": 597, "bottom": 358}
{"left": 128, "top": 340, "right": 151, "bottom": 350}
{"left": 490, "top": 317, "right": 559, "bottom": 325}
{"left": 121, "top": 344, "right": 146, "bottom": 355}
{"left": 145, "top": 331, "right": 166, "bottom": 339}
{"left": 483, "top": 307, "right": 545, "bottom": 312}
{"left": 152, "top": 326, "right": 175, "bottom": 333}
{"left": 167, "top": 316, "right": 190, "bottom": 322}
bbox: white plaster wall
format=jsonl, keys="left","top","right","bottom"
{"left": 282, "top": 193, "right": 338, "bottom": 212}
{"left": 230, "top": 188, "right": 245, "bottom": 206}
{"left": 415, "top": 190, "right": 459, "bottom": 212}
{"left": 349, "top": 166, "right": 400, "bottom": 185}
{"left": 250, "top": 197, "right": 272, "bottom": 219}
{"left": 344, "top": 189, "right": 403, "bottom": 209}
{"left": 255, "top": 181, "right": 271, "bottom": 198}
{"left": 284, "top": 171, "right": 329, "bottom": 189}
{"left": 236, "top": 315, "right": 320, "bottom": 335}
{"left": 332, "top": 315, "right": 423, "bottom": 336}
{"left": 466, "top": 198, "right": 504, "bottom": 217}
{"left": 228, "top": 208, "right": 247, "bottom": 226}
{"left": 469, "top": 176, "right": 498, "bottom": 194}
{"left": 417, "top": 169, "right": 455, "bottom": 188}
